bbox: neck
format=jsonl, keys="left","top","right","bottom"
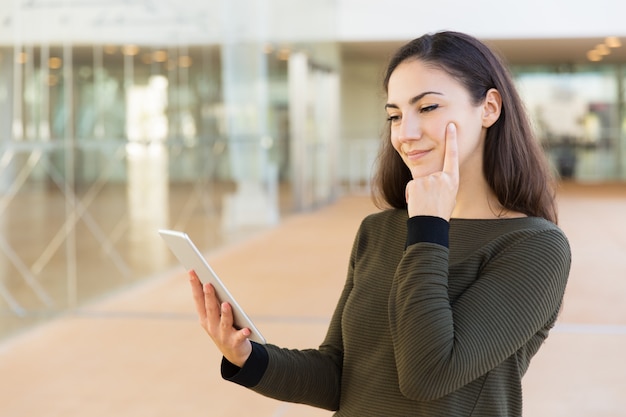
{"left": 452, "top": 170, "right": 507, "bottom": 219}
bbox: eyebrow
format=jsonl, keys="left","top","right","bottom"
{"left": 384, "top": 91, "right": 443, "bottom": 109}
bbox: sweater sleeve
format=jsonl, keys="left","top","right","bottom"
{"left": 221, "top": 341, "right": 269, "bottom": 386}
{"left": 248, "top": 254, "right": 355, "bottom": 410}
{"left": 226, "top": 222, "right": 363, "bottom": 410}
{"left": 388, "top": 226, "right": 571, "bottom": 401}
{"left": 406, "top": 215, "right": 450, "bottom": 248}
{"left": 222, "top": 302, "right": 345, "bottom": 410}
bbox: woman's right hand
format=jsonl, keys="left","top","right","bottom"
{"left": 405, "top": 122, "right": 459, "bottom": 220}
{"left": 188, "top": 270, "right": 252, "bottom": 367}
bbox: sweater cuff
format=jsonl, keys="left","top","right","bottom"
{"left": 221, "top": 341, "right": 269, "bottom": 388}
{"left": 406, "top": 215, "right": 449, "bottom": 248}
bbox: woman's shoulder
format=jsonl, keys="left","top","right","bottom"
{"left": 450, "top": 216, "right": 570, "bottom": 261}
{"left": 507, "top": 217, "right": 570, "bottom": 251}
{"left": 451, "top": 216, "right": 563, "bottom": 235}
{"left": 353, "top": 209, "right": 407, "bottom": 247}
{"left": 451, "top": 216, "right": 568, "bottom": 247}
{"left": 352, "top": 209, "right": 408, "bottom": 259}
{"left": 360, "top": 208, "right": 406, "bottom": 229}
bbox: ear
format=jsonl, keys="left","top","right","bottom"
{"left": 482, "top": 88, "right": 502, "bottom": 128}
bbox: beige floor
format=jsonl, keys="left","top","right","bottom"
{"left": 0, "top": 183, "right": 625, "bottom": 416}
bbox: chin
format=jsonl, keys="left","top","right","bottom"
{"left": 407, "top": 165, "right": 440, "bottom": 179}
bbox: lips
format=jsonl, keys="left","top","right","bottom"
{"left": 405, "top": 149, "right": 431, "bottom": 161}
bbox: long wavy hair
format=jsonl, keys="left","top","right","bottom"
{"left": 371, "top": 31, "right": 558, "bottom": 223}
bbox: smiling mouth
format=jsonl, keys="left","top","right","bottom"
{"left": 405, "top": 149, "right": 431, "bottom": 161}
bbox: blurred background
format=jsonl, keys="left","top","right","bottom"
{"left": 1, "top": 0, "right": 625, "bottom": 355}
{"left": 1, "top": 1, "right": 626, "bottom": 416}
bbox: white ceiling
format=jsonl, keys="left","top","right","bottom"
{"left": 2, "top": 0, "right": 625, "bottom": 67}
{"left": 340, "top": 37, "right": 626, "bottom": 66}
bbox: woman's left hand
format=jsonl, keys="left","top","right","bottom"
{"left": 189, "top": 270, "right": 252, "bottom": 367}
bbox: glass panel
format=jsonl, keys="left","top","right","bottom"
{"left": 0, "top": 42, "right": 225, "bottom": 337}
{"left": 0, "top": 1, "right": 338, "bottom": 341}
{"left": 515, "top": 65, "right": 620, "bottom": 181}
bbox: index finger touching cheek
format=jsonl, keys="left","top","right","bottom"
{"left": 442, "top": 122, "right": 459, "bottom": 177}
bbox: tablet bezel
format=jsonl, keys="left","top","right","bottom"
{"left": 158, "top": 229, "right": 266, "bottom": 345}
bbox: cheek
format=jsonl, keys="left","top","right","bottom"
{"left": 390, "top": 134, "right": 402, "bottom": 153}
{"left": 455, "top": 125, "right": 485, "bottom": 168}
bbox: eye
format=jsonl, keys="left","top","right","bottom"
{"left": 419, "top": 104, "right": 439, "bottom": 113}
{"left": 386, "top": 114, "right": 401, "bottom": 123}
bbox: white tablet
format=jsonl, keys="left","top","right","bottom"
{"left": 158, "top": 229, "right": 266, "bottom": 345}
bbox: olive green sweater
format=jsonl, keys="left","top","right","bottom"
{"left": 222, "top": 210, "right": 571, "bottom": 416}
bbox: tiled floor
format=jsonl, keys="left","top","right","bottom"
{"left": 0, "top": 183, "right": 625, "bottom": 416}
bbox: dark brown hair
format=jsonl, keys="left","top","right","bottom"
{"left": 372, "top": 31, "right": 558, "bottom": 223}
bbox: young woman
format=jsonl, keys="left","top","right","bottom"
{"left": 189, "top": 31, "right": 571, "bottom": 416}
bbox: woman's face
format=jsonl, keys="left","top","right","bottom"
{"left": 385, "top": 59, "right": 491, "bottom": 179}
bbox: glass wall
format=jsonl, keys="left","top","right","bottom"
{"left": 0, "top": 43, "right": 224, "bottom": 336}
{"left": 0, "top": 1, "right": 339, "bottom": 340}
{"left": 514, "top": 64, "right": 626, "bottom": 181}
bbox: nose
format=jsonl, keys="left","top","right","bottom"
{"left": 397, "top": 113, "right": 421, "bottom": 142}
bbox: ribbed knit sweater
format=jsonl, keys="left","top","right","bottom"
{"left": 222, "top": 209, "right": 571, "bottom": 416}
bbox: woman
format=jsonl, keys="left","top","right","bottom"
{"left": 189, "top": 31, "right": 571, "bottom": 416}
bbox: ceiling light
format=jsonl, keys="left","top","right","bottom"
{"left": 48, "top": 57, "right": 62, "bottom": 69}
{"left": 277, "top": 48, "right": 291, "bottom": 61}
{"left": 605, "top": 36, "right": 622, "bottom": 48}
{"left": 152, "top": 50, "right": 167, "bottom": 62}
{"left": 595, "top": 44, "right": 610, "bottom": 56}
{"left": 16, "top": 51, "right": 28, "bottom": 64}
{"left": 587, "top": 50, "right": 602, "bottom": 62}
{"left": 178, "top": 56, "right": 192, "bottom": 68}
{"left": 122, "top": 45, "right": 139, "bottom": 56}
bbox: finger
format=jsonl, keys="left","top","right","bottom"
{"left": 442, "top": 122, "right": 459, "bottom": 177}
{"left": 220, "top": 302, "right": 251, "bottom": 340}
{"left": 204, "top": 283, "right": 222, "bottom": 323}
{"left": 189, "top": 270, "right": 208, "bottom": 319}
{"left": 220, "top": 302, "right": 235, "bottom": 331}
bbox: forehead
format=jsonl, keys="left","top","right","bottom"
{"left": 387, "top": 59, "right": 463, "bottom": 98}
